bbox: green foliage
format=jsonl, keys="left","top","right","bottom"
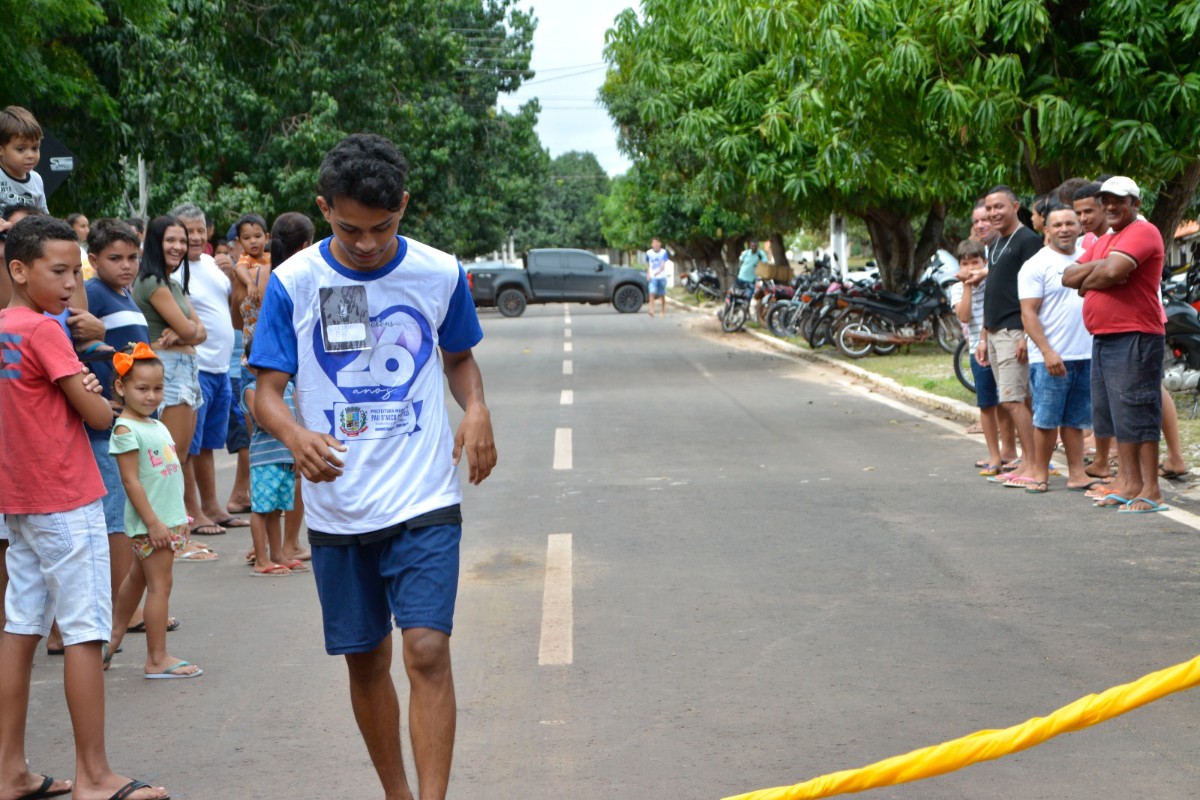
{"left": 602, "top": 0, "right": 1200, "bottom": 285}
{"left": 514, "top": 151, "right": 609, "bottom": 250}
{"left": 3, "top": 0, "right": 543, "bottom": 257}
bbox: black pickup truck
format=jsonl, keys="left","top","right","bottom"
{"left": 467, "top": 248, "right": 647, "bottom": 317}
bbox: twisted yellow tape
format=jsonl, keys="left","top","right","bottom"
{"left": 723, "top": 652, "right": 1200, "bottom": 800}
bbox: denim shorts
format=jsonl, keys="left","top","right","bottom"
{"left": 970, "top": 354, "right": 999, "bottom": 410}
{"left": 91, "top": 438, "right": 127, "bottom": 534}
{"left": 648, "top": 277, "right": 667, "bottom": 296}
{"left": 158, "top": 350, "right": 203, "bottom": 414}
{"left": 190, "top": 370, "right": 232, "bottom": 455}
{"left": 310, "top": 522, "right": 461, "bottom": 655}
{"left": 986, "top": 329, "right": 1029, "bottom": 403}
{"left": 1091, "top": 333, "right": 1164, "bottom": 443}
{"left": 251, "top": 463, "right": 296, "bottom": 514}
{"left": 1030, "top": 360, "right": 1092, "bottom": 430}
{"left": 4, "top": 500, "right": 112, "bottom": 644}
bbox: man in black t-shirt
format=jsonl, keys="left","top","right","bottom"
{"left": 977, "top": 185, "right": 1043, "bottom": 487}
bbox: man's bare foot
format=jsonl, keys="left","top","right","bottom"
{"left": 226, "top": 497, "right": 251, "bottom": 514}
{"left": 72, "top": 775, "right": 169, "bottom": 800}
{"left": 1, "top": 772, "right": 71, "bottom": 800}
{"left": 282, "top": 547, "right": 311, "bottom": 562}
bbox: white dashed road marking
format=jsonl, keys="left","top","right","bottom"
{"left": 554, "top": 428, "right": 572, "bottom": 470}
{"left": 563, "top": 360, "right": 573, "bottom": 375}
{"left": 561, "top": 390, "right": 573, "bottom": 406}
{"left": 539, "top": 533, "right": 573, "bottom": 666}
{"left": 564, "top": 342, "right": 573, "bottom": 352}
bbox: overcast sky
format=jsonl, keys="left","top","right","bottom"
{"left": 496, "top": 0, "right": 636, "bottom": 176}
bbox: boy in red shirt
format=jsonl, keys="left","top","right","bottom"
{"left": 0, "top": 216, "right": 169, "bottom": 800}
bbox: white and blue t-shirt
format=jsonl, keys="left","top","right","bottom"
{"left": 84, "top": 278, "right": 150, "bottom": 442}
{"left": 249, "top": 236, "right": 483, "bottom": 535}
{"left": 644, "top": 248, "right": 669, "bottom": 279}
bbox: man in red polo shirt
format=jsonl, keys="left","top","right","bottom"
{"left": 1061, "top": 176, "right": 1167, "bottom": 513}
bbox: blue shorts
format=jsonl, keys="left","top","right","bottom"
{"left": 970, "top": 354, "right": 999, "bottom": 410}
{"left": 310, "top": 522, "right": 461, "bottom": 655}
{"left": 1091, "top": 333, "right": 1163, "bottom": 443}
{"left": 1030, "top": 360, "right": 1092, "bottom": 430}
{"left": 90, "top": 438, "right": 127, "bottom": 534}
{"left": 158, "top": 350, "right": 202, "bottom": 414}
{"left": 250, "top": 463, "right": 295, "bottom": 513}
{"left": 226, "top": 374, "right": 249, "bottom": 453}
{"left": 648, "top": 277, "right": 667, "bottom": 296}
{"left": 190, "top": 370, "right": 232, "bottom": 455}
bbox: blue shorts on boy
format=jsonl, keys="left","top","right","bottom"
{"left": 250, "top": 236, "right": 483, "bottom": 651}
{"left": 310, "top": 516, "right": 462, "bottom": 654}
{"left": 251, "top": 463, "right": 295, "bottom": 513}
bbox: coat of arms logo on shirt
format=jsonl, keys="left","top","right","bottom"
{"left": 338, "top": 405, "right": 370, "bottom": 437}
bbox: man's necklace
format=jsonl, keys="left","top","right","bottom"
{"left": 989, "top": 231, "right": 1014, "bottom": 266}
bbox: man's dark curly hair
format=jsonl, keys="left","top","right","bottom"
{"left": 317, "top": 134, "right": 408, "bottom": 211}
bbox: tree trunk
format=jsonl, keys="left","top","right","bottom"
{"left": 768, "top": 231, "right": 788, "bottom": 267}
{"left": 913, "top": 201, "right": 948, "bottom": 275}
{"left": 1022, "top": 147, "right": 1064, "bottom": 196}
{"left": 860, "top": 206, "right": 916, "bottom": 290}
{"left": 1148, "top": 159, "right": 1200, "bottom": 251}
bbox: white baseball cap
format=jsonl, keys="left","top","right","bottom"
{"left": 1099, "top": 176, "right": 1140, "bottom": 199}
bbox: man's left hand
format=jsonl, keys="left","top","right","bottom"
{"left": 453, "top": 405, "right": 497, "bottom": 485}
{"left": 66, "top": 308, "right": 105, "bottom": 343}
{"left": 1016, "top": 338, "right": 1028, "bottom": 364}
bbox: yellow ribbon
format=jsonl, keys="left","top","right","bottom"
{"left": 724, "top": 652, "right": 1200, "bottom": 800}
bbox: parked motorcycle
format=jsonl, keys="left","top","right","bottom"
{"left": 719, "top": 284, "right": 753, "bottom": 332}
{"left": 832, "top": 277, "right": 959, "bottom": 358}
{"left": 685, "top": 265, "right": 721, "bottom": 302}
{"left": 1163, "top": 282, "right": 1200, "bottom": 416}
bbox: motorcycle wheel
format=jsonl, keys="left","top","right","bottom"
{"left": 801, "top": 307, "right": 823, "bottom": 347}
{"left": 954, "top": 338, "right": 976, "bottom": 393}
{"left": 812, "top": 312, "right": 836, "bottom": 349}
{"left": 835, "top": 319, "right": 875, "bottom": 359}
{"left": 767, "top": 301, "right": 792, "bottom": 337}
{"left": 869, "top": 317, "right": 899, "bottom": 355}
{"left": 936, "top": 311, "right": 962, "bottom": 353}
{"left": 722, "top": 304, "right": 747, "bottom": 333}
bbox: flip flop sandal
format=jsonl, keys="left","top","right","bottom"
{"left": 1118, "top": 497, "right": 1170, "bottom": 514}
{"left": 213, "top": 517, "right": 250, "bottom": 528}
{"left": 978, "top": 464, "right": 1001, "bottom": 476}
{"left": 1025, "top": 481, "right": 1049, "bottom": 494}
{"left": 128, "top": 618, "right": 180, "bottom": 633}
{"left": 106, "top": 779, "right": 170, "bottom": 799}
{"left": 283, "top": 559, "right": 310, "bottom": 572}
{"left": 1093, "top": 494, "right": 1130, "bottom": 508}
{"left": 250, "top": 564, "right": 293, "bottom": 577}
{"left": 144, "top": 661, "right": 202, "bottom": 680}
{"left": 1070, "top": 479, "right": 1110, "bottom": 492}
{"left": 17, "top": 773, "right": 72, "bottom": 799}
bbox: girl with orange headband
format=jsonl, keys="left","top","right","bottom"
{"left": 104, "top": 342, "right": 203, "bottom": 679}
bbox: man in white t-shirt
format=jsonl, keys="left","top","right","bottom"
{"left": 1018, "top": 205, "right": 1093, "bottom": 494}
{"left": 250, "top": 135, "right": 496, "bottom": 800}
{"left": 172, "top": 203, "right": 246, "bottom": 537}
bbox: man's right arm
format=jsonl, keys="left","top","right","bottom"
{"left": 254, "top": 369, "right": 345, "bottom": 483}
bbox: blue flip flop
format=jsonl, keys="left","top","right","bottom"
{"left": 144, "top": 661, "right": 203, "bottom": 679}
{"left": 1118, "top": 497, "right": 1170, "bottom": 514}
{"left": 1093, "top": 494, "right": 1130, "bottom": 508}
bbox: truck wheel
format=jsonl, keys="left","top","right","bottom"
{"left": 497, "top": 288, "right": 527, "bottom": 317}
{"left": 613, "top": 284, "right": 644, "bottom": 313}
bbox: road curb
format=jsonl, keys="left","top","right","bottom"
{"left": 667, "top": 296, "right": 978, "bottom": 423}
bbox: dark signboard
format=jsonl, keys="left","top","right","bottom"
{"left": 35, "top": 130, "right": 77, "bottom": 198}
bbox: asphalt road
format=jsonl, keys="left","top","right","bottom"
{"left": 23, "top": 302, "right": 1200, "bottom": 799}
